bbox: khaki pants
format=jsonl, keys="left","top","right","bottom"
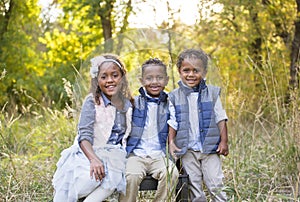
{"left": 182, "top": 150, "right": 227, "bottom": 202}
{"left": 119, "top": 155, "right": 179, "bottom": 202}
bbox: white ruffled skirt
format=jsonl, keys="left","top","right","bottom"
{"left": 52, "top": 144, "right": 127, "bottom": 202}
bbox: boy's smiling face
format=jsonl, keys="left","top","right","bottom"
{"left": 179, "top": 58, "right": 206, "bottom": 88}
{"left": 140, "top": 65, "right": 169, "bottom": 98}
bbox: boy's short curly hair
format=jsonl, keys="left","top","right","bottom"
{"left": 176, "top": 49, "right": 209, "bottom": 70}
{"left": 141, "top": 58, "right": 167, "bottom": 75}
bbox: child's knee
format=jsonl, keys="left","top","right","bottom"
{"left": 126, "top": 172, "right": 144, "bottom": 183}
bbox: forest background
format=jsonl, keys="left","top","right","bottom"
{"left": 0, "top": 0, "right": 300, "bottom": 201}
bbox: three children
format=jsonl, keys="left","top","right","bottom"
{"left": 53, "top": 48, "right": 228, "bottom": 201}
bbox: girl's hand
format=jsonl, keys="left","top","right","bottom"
{"left": 90, "top": 158, "right": 105, "bottom": 181}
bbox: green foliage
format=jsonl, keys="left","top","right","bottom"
{"left": 1, "top": 0, "right": 298, "bottom": 113}
{"left": 38, "top": 3, "right": 103, "bottom": 108}
{"left": 188, "top": 0, "right": 296, "bottom": 112}
{"left": 0, "top": 0, "right": 43, "bottom": 109}
{"left": 37, "top": 0, "right": 134, "bottom": 109}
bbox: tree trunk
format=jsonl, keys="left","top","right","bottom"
{"left": 289, "top": 0, "right": 300, "bottom": 90}
{"left": 249, "top": 10, "right": 263, "bottom": 70}
{"left": 98, "top": 0, "right": 115, "bottom": 52}
{"left": 248, "top": 5, "right": 263, "bottom": 90}
{"left": 116, "top": 0, "right": 132, "bottom": 55}
{"left": 0, "top": 0, "right": 14, "bottom": 42}
{"left": 101, "top": 17, "right": 113, "bottom": 52}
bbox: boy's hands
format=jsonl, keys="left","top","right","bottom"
{"left": 216, "top": 141, "right": 229, "bottom": 156}
{"left": 169, "top": 141, "right": 181, "bottom": 159}
{"left": 168, "top": 127, "right": 181, "bottom": 159}
{"left": 217, "top": 120, "right": 229, "bottom": 156}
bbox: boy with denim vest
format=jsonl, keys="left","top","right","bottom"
{"left": 168, "top": 49, "right": 229, "bottom": 201}
{"left": 119, "top": 58, "right": 179, "bottom": 202}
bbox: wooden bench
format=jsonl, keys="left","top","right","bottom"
{"left": 139, "top": 161, "right": 189, "bottom": 202}
{"left": 78, "top": 162, "right": 189, "bottom": 202}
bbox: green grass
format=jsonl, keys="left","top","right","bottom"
{"left": 0, "top": 105, "right": 76, "bottom": 201}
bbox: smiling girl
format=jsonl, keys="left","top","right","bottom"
{"left": 52, "top": 54, "right": 133, "bottom": 202}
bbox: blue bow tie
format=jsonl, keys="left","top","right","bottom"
{"left": 193, "top": 86, "right": 199, "bottom": 92}
{"left": 146, "top": 97, "right": 159, "bottom": 103}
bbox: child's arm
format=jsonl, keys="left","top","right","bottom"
{"left": 216, "top": 120, "right": 229, "bottom": 156}
{"left": 167, "top": 99, "right": 181, "bottom": 158}
{"left": 168, "top": 126, "right": 181, "bottom": 159}
{"left": 80, "top": 140, "right": 105, "bottom": 181}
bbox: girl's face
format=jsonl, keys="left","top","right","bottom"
{"left": 97, "top": 62, "right": 124, "bottom": 99}
{"left": 179, "top": 58, "right": 206, "bottom": 88}
{"left": 140, "top": 65, "right": 169, "bottom": 98}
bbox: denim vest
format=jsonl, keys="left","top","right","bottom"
{"left": 168, "top": 81, "right": 220, "bottom": 155}
{"left": 126, "top": 88, "right": 170, "bottom": 155}
{"left": 77, "top": 94, "right": 132, "bottom": 148}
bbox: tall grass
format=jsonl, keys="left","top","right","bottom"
{"left": 222, "top": 59, "right": 300, "bottom": 201}
{"left": 0, "top": 58, "right": 299, "bottom": 201}
{"left": 0, "top": 78, "right": 78, "bottom": 201}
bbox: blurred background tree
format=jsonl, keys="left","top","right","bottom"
{"left": 1, "top": 0, "right": 299, "bottom": 113}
